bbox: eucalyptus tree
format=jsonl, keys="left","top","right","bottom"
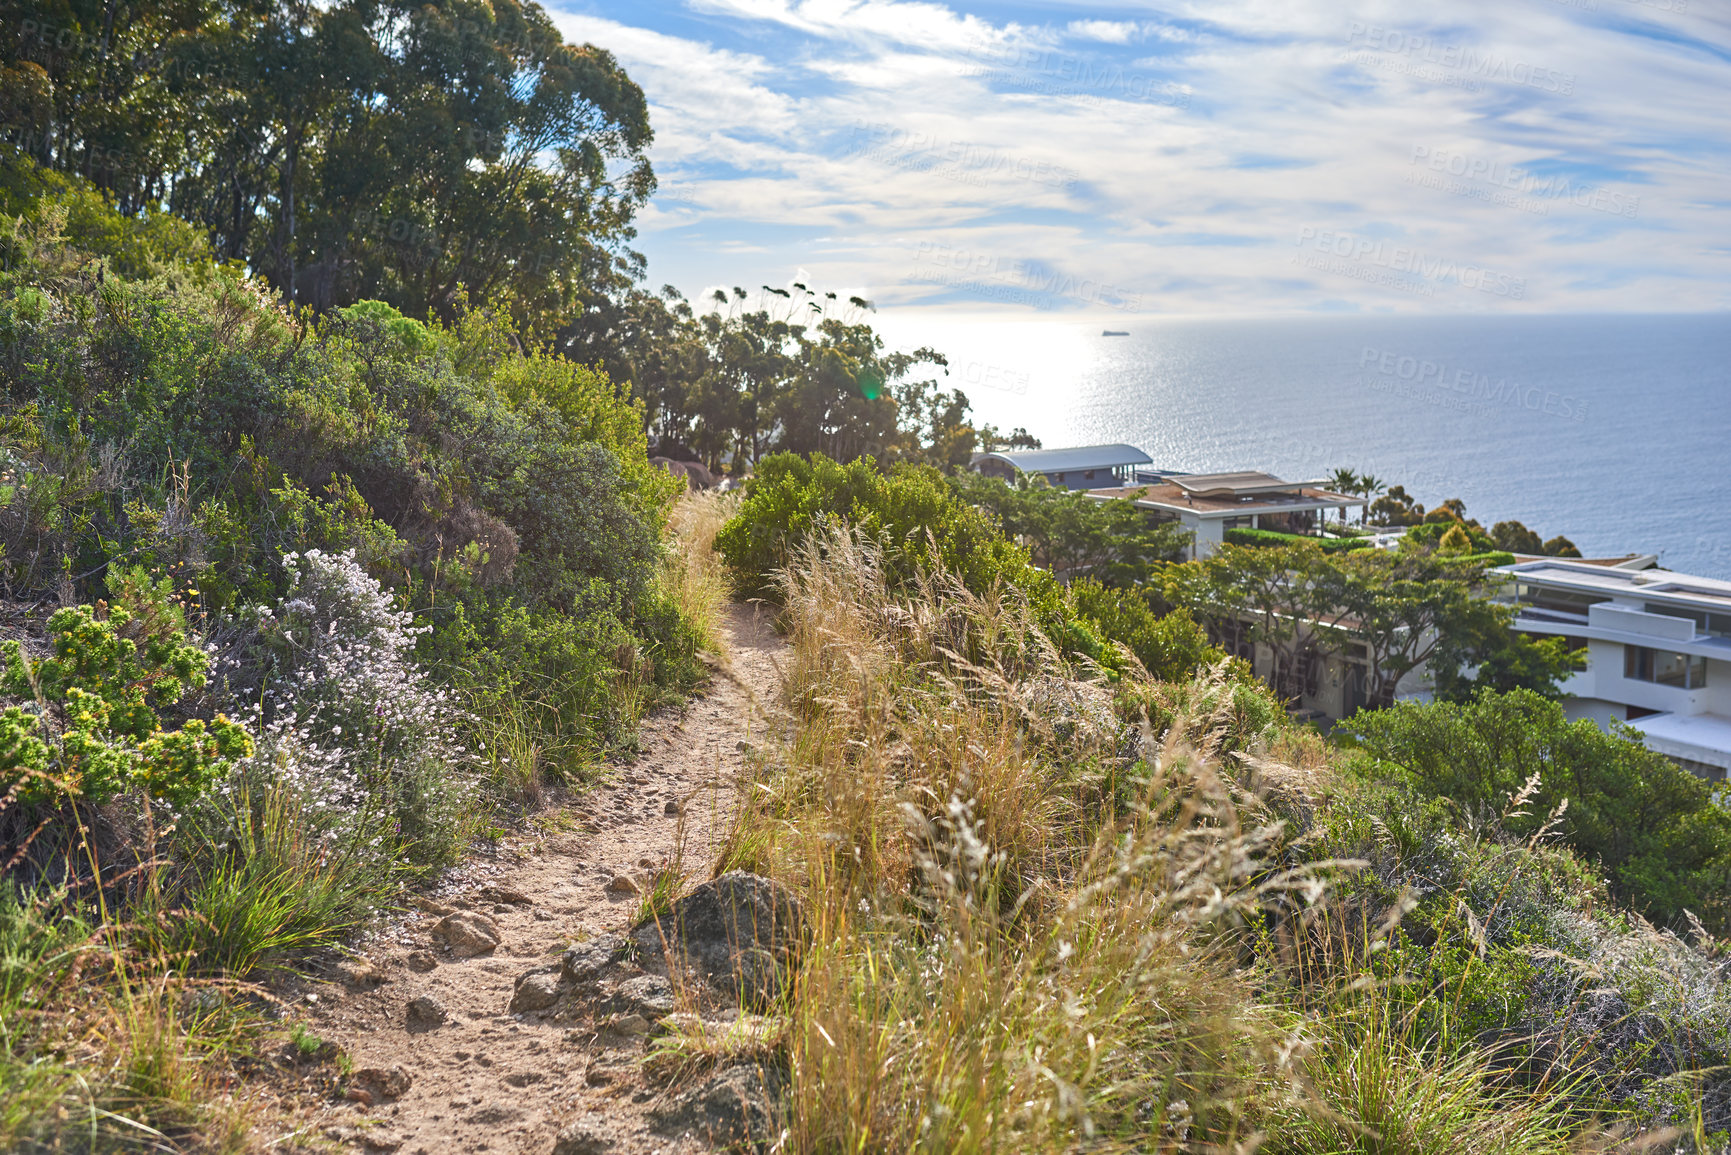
{"left": 2, "top": 0, "right": 654, "bottom": 330}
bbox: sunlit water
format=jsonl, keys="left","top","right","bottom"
{"left": 874, "top": 312, "right": 1731, "bottom": 578}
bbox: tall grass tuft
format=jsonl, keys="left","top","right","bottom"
{"left": 724, "top": 526, "right": 1287, "bottom": 1148}
{"left": 718, "top": 522, "right": 1623, "bottom": 1152}
{"left": 663, "top": 489, "right": 736, "bottom": 657}
{"left": 138, "top": 777, "right": 401, "bottom": 977}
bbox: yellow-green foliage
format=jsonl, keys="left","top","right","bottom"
{"left": 2, "top": 572, "right": 250, "bottom": 806}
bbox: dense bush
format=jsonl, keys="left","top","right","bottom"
{"left": 1068, "top": 577, "right": 1223, "bottom": 682}
{"left": 1, "top": 569, "right": 250, "bottom": 807}
{"left": 948, "top": 470, "right": 1190, "bottom": 585}
{"left": 716, "top": 453, "right": 1144, "bottom": 668}
{"left": 1345, "top": 688, "right": 1731, "bottom": 929}
{"left": 0, "top": 200, "right": 689, "bottom": 770}
{"left": 716, "top": 454, "right": 1024, "bottom": 597}
{"left": 1225, "top": 526, "right": 1370, "bottom": 553}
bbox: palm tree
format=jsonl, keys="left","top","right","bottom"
{"left": 1356, "top": 473, "right": 1386, "bottom": 525}
{"left": 1327, "top": 468, "right": 1360, "bottom": 530}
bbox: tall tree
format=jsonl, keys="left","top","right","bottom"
{"left": 3, "top": 0, "right": 654, "bottom": 331}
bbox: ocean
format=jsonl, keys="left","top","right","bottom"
{"left": 874, "top": 312, "right": 1731, "bottom": 578}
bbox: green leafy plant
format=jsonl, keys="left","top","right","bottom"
{"left": 1, "top": 572, "right": 250, "bottom": 807}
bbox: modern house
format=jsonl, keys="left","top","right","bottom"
{"left": 1085, "top": 471, "right": 1366, "bottom": 560}
{"left": 970, "top": 444, "right": 1153, "bottom": 491}
{"left": 1493, "top": 558, "right": 1731, "bottom": 779}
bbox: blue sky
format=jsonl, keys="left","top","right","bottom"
{"left": 546, "top": 0, "right": 1731, "bottom": 318}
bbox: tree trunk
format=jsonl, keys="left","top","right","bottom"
{"left": 282, "top": 134, "right": 297, "bottom": 305}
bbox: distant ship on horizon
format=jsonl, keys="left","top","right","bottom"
{"left": 1101, "top": 329, "right": 1129, "bottom": 336}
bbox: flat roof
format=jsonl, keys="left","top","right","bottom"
{"left": 1171, "top": 471, "right": 1305, "bottom": 497}
{"left": 1627, "top": 712, "right": 1731, "bottom": 763}
{"left": 1508, "top": 552, "right": 1658, "bottom": 570}
{"left": 1089, "top": 481, "right": 1363, "bottom": 517}
{"left": 971, "top": 443, "right": 1153, "bottom": 474}
{"left": 1496, "top": 559, "right": 1731, "bottom": 613}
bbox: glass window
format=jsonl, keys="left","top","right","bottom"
{"left": 1654, "top": 650, "right": 1689, "bottom": 687}
{"left": 1625, "top": 646, "right": 1708, "bottom": 688}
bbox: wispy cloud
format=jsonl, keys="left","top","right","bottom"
{"left": 548, "top": 0, "right": 1731, "bottom": 316}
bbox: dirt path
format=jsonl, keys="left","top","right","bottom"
{"left": 278, "top": 603, "right": 785, "bottom": 1155}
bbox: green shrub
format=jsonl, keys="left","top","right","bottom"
{"left": 949, "top": 471, "right": 1190, "bottom": 585}
{"left": 1, "top": 572, "right": 251, "bottom": 807}
{"left": 716, "top": 453, "right": 1100, "bottom": 660}
{"left": 337, "top": 298, "right": 435, "bottom": 354}
{"left": 140, "top": 779, "right": 398, "bottom": 977}
{"left": 1449, "top": 549, "right": 1518, "bottom": 567}
{"left": 1346, "top": 688, "right": 1731, "bottom": 929}
{"left": 1224, "top": 526, "right": 1370, "bottom": 553}
{"left": 1068, "top": 578, "right": 1222, "bottom": 681}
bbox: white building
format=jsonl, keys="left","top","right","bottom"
{"left": 1494, "top": 559, "right": 1731, "bottom": 780}
{"left": 1086, "top": 471, "right": 1365, "bottom": 560}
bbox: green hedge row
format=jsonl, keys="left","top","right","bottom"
{"left": 1224, "top": 527, "right": 1371, "bottom": 553}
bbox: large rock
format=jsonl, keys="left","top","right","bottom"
{"left": 510, "top": 968, "right": 564, "bottom": 1014}
{"left": 350, "top": 1065, "right": 413, "bottom": 1100}
{"left": 561, "top": 934, "right": 627, "bottom": 986}
{"left": 406, "top": 995, "right": 447, "bottom": 1031}
{"left": 431, "top": 911, "right": 501, "bottom": 957}
{"left": 629, "top": 872, "right": 804, "bottom": 1007}
{"left": 605, "top": 974, "right": 675, "bottom": 1018}
{"left": 648, "top": 1063, "right": 787, "bottom": 1150}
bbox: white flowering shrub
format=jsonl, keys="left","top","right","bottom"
{"left": 243, "top": 549, "right": 471, "bottom": 865}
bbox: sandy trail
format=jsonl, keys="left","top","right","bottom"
{"left": 281, "top": 603, "right": 784, "bottom": 1154}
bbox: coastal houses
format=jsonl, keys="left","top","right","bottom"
{"left": 1084, "top": 471, "right": 1365, "bottom": 560}
{"left": 1492, "top": 558, "right": 1731, "bottom": 780}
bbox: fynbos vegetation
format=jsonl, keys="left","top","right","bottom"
{"left": 710, "top": 467, "right": 1731, "bottom": 1150}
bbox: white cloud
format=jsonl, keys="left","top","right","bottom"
{"left": 543, "top": 0, "right": 1731, "bottom": 315}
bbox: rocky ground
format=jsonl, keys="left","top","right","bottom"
{"left": 267, "top": 603, "right": 791, "bottom": 1155}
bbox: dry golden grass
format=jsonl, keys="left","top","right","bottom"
{"left": 662, "top": 489, "right": 737, "bottom": 659}
{"left": 711, "top": 526, "right": 1308, "bottom": 1150}
{"left": 710, "top": 522, "right": 1607, "bottom": 1154}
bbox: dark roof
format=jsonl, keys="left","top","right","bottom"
{"left": 971, "top": 443, "right": 1152, "bottom": 474}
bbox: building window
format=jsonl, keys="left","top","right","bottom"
{"left": 1516, "top": 585, "right": 1609, "bottom": 622}
{"left": 1624, "top": 645, "right": 1707, "bottom": 689}
{"left": 1223, "top": 515, "right": 1254, "bottom": 530}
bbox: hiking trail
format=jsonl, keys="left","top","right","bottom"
{"left": 272, "top": 603, "right": 785, "bottom": 1154}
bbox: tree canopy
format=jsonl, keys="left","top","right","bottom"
{"left": 3, "top": 0, "right": 654, "bottom": 340}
